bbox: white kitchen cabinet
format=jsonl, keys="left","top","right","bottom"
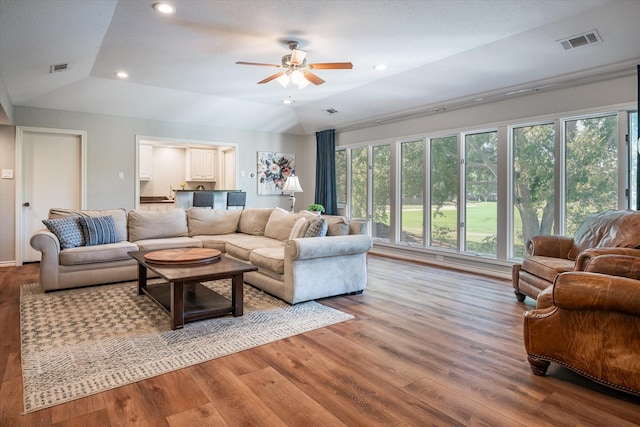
{"left": 139, "top": 144, "right": 153, "bottom": 180}
{"left": 186, "top": 148, "right": 215, "bottom": 181}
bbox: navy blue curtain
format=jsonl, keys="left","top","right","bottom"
{"left": 315, "top": 129, "right": 338, "bottom": 215}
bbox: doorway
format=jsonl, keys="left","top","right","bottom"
{"left": 16, "top": 127, "right": 86, "bottom": 264}
{"left": 135, "top": 136, "right": 237, "bottom": 207}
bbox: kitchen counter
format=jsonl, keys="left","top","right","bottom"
{"left": 172, "top": 189, "right": 241, "bottom": 210}
{"left": 140, "top": 196, "right": 175, "bottom": 204}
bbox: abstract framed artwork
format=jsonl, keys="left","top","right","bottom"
{"left": 257, "top": 151, "right": 295, "bottom": 195}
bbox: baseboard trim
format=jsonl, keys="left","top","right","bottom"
{"left": 369, "top": 246, "right": 513, "bottom": 281}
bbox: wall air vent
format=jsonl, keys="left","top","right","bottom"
{"left": 49, "top": 63, "right": 69, "bottom": 73}
{"left": 559, "top": 30, "right": 602, "bottom": 50}
{"left": 323, "top": 108, "right": 339, "bottom": 115}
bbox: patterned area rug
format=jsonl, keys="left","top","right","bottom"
{"left": 20, "top": 280, "right": 354, "bottom": 413}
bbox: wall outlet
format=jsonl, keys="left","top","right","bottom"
{"left": 436, "top": 254, "right": 444, "bottom": 262}
{"left": 1, "top": 169, "right": 13, "bottom": 179}
{"left": 118, "top": 172, "right": 124, "bottom": 180}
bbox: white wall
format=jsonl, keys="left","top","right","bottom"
{"left": 1, "top": 74, "right": 635, "bottom": 264}
{"left": 338, "top": 75, "right": 637, "bottom": 145}
{"left": 0, "top": 107, "right": 313, "bottom": 263}
{"left": 0, "top": 76, "right": 13, "bottom": 125}
{"left": 0, "top": 125, "right": 16, "bottom": 265}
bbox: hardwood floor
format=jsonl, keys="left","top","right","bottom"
{"left": 1, "top": 255, "right": 639, "bottom": 426}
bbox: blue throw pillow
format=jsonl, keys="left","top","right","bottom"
{"left": 79, "top": 215, "right": 119, "bottom": 246}
{"left": 42, "top": 216, "right": 85, "bottom": 249}
{"left": 304, "top": 217, "right": 328, "bottom": 237}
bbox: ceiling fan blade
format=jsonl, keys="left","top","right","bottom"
{"left": 303, "top": 71, "right": 325, "bottom": 85}
{"left": 258, "top": 71, "right": 285, "bottom": 84}
{"left": 236, "top": 61, "right": 281, "bottom": 68}
{"left": 308, "top": 62, "right": 353, "bottom": 70}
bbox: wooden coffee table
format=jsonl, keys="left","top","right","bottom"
{"left": 128, "top": 249, "right": 258, "bottom": 329}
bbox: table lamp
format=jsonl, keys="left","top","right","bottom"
{"left": 282, "top": 174, "right": 303, "bottom": 212}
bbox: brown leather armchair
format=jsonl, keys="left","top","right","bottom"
{"left": 523, "top": 254, "right": 640, "bottom": 396}
{"left": 513, "top": 209, "right": 640, "bottom": 302}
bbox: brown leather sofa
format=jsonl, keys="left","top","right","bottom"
{"left": 512, "top": 209, "right": 640, "bottom": 302}
{"left": 523, "top": 254, "right": 640, "bottom": 396}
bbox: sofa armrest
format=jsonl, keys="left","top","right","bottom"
{"left": 30, "top": 229, "right": 61, "bottom": 261}
{"left": 526, "top": 235, "right": 573, "bottom": 258}
{"left": 551, "top": 271, "right": 640, "bottom": 316}
{"left": 574, "top": 247, "right": 640, "bottom": 271}
{"left": 580, "top": 253, "right": 640, "bottom": 280}
{"left": 285, "top": 235, "right": 373, "bottom": 260}
{"left": 30, "top": 229, "right": 62, "bottom": 290}
{"left": 349, "top": 220, "right": 368, "bottom": 235}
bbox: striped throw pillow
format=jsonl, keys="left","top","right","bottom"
{"left": 79, "top": 215, "right": 119, "bottom": 246}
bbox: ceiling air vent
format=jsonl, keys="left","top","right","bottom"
{"left": 49, "top": 63, "right": 69, "bottom": 73}
{"left": 323, "top": 108, "right": 339, "bottom": 115}
{"left": 559, "top": 30, "right": 602, "bottom": 50}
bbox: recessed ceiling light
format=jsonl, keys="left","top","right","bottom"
{"left": 152, "top": 2, "right": 175, "bottom": 14}
{"left": 373, "top": 64, "right": 387, "bottom": 71}
{"left": 282, "top": 97, "right": 295, "bottom": 105}
{"left": 114, "top": 71, "right": 129, "bottom": 79}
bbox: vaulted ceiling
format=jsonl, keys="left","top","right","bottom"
{"left": 1, "top": 0, "right": 639, "bottom": 135}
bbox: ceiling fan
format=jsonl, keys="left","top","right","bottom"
{"left": 235, "top": 41, "right": 353, "bottom": 88}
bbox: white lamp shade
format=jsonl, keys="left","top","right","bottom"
{"left": 290, "top": 49, "right": 307, "bottom": 65}
{"left": 277, "top": 73, "right": 290, "bottom": 88}
{"left": 283, "top": 175, "right": 303, "bottom": 193}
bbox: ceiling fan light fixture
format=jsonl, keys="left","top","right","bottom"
{"left": 297, "top": 77, "right": 310, "bottom": 89}
{"left": 290, "top": 49, "right": 307, "bottom": 66}
{"left": 277, "top": 73, "right": 290, "bottom": 88}
{"left": 290, "top": 70, "right": 304, "bottom": 85}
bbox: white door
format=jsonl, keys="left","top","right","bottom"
{"left": 18, "top": 128, "right": 85, "bottom": 263}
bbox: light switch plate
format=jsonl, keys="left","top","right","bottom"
{"left": 1, "top": 169, "right": 13, "bottom": 179}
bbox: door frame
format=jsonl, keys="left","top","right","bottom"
{"left": 15, "top": 126, "right": 87, "bottom": 265}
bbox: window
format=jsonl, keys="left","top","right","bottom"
{"left": 350, "top": 147, "right": 368, "bottom": 221}
{"left": 430, "top": 136, "right": 458, "bottom": 249}
{"left": 630, "top": 112, "right": 638, "bottom": 210}
{"left": 400, "top": 140, "right": 424, "bottom": 245}
{"left": 372, "top": 145, "right": 391, "bottom": 241}
{"left": 564, "top": 114, "right": 618, "bottom": 234}
{"left": 336, "top": 149, "right": 347, "bottom": 215}
{"left": 336, "top": 106, "right": 634, "bottom": 267}
{"left": 464, "top": 131, "right": 497, "bottom": 256}
{"left": 512, "top": 124, "right": 555, "bottom": 259}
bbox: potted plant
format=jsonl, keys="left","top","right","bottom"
{"left": 308, "top": 203, "right": 325, "bottom": 214}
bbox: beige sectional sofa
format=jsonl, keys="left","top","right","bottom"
{"left": 30, "top": 206, "right": 372, "bottom": 304}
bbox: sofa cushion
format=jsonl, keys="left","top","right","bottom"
{"left": 59, "top": 241, "right": 139, "bottom": 266}
{"left": 225, "top": 235, "right": 285, "bottom": 261}
{"left": 78, "top": 215, "right": 118, "bottom": 246}
{"left": 134, "top": 237, "right": 202, "bottom": 251}
{"left": 568, "top": 209, "right": 640, "bottom": 260}
{"left": 42, "top": 216, "right": 85, "bottom": 249}
{"left": 305, "top": 217, "right": 328, "bottom": 237}
{"left": 238, "top": 208, "right": 273, "bottom": 236}
{"left": 187, "top": 208, "right": 241, "bottom": 236}
{"left": 49, "top": 208, "right": 128, "bottom": 242}
{"left": 521, "top": 255, "right": 575, "bottom": 283}
{"left": 289, "top": 217, "right": 310, "bottom": 239}
{"left": 265, "top": 207, "right": 299, "bottom": 241}
{"left": 250, "top": 247, "right": 285, "bottom": 274}
{"left": 297, "top": 210, "right": 321, "bottom": 221}
{"left": 128, "top": 208, "right": 188, "bottom": 242}
{"left": 324, "top": 215, "right": 351, "bottom": 236}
